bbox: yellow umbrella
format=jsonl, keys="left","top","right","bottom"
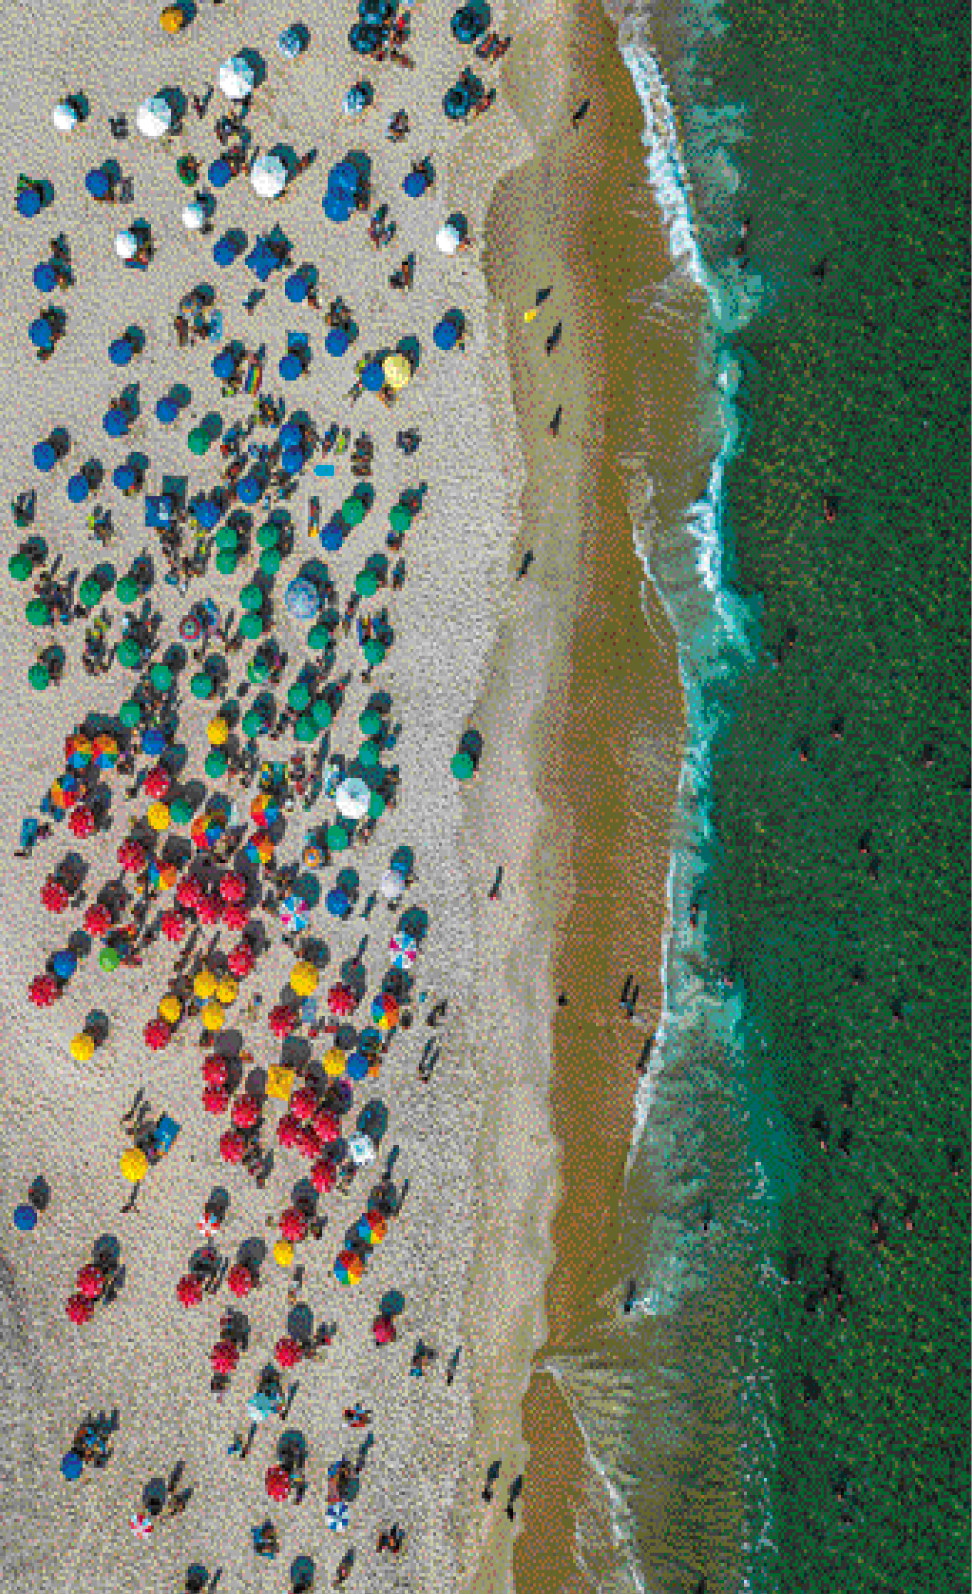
{"left": 273, "top": 1240, "right": 294, "bottom": 1268}
{"left": 215, "top": 976, "right": 238, "bottom": 1006}
{"left": 201, "top": 1001, "right": 225, "bottom": 1032}
{"left": 383, "top": 353, "right": 411, "bottom": 391}
{"left": 194, "top": 969, "right": 217, "bottom": 1000}
{"left": 207, "top": 716, "right": 229, "bottom": 746}
{"left": 267, "top": 1064, "right": 295, "bottom": 1102}
{"left": 158, "top": 993, "right": 182, "bottom": 1026}
{"left": 323, "top": 1046, "right": 346, "bottom": 1077}
{"left": 120, "top": 1147, "right": 148, "bottom": 1183}
{"left": 290, "top": 961, "right": 318, "bottom": 998}
{"left": 160, "top": 4, "right": 186, "bottom": 31}
{"left": 70, "top": 1032, "right": 95, "bottom": 1063}
{"left": 147, "top": 802, "right": 170, "bottom": 832}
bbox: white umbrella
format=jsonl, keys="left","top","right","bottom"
{"left": 250, "top": 152, "right": 287, "bottom": 200}
{"left": 219, "top": 57, "right": 256, "bottom": 101}
{"left": 136, "top": 96, "right": 172, "bottom": 139}
{"left": 347, "top": 1132, "right": 376, "bottom": 1167}
{"left": 129, "top": 1512, "right": 154, "bottom": 1539}
{"left": 436, "top": 223, "right": 461, "bottom": 256}
{"left": 336, "top": 778, "right": 370, "bottom": 821}
{"left": 114, "top": 229, "right": 138, "bottom": 261}
{"left": 326, "top": 1500, "right": 349, "bottom": 1532}
{"left": 380, "top": 868, "right": 405, "bottom": 902}
{"left": 52, "top": 101, "right": 79, "bottom": 133}
{"left": 389, "top": 930, "right": 418, "bottom": 968}
{"left": 182, "top": 202, "right": 206, "bottom": 232}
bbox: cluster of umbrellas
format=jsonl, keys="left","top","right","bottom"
{"left": 65, "top": 1256, "right": 112, "bottom": 1326}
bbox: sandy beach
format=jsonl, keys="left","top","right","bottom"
{"left": 0, "top": 0, "right": 697, "bottom": 1590}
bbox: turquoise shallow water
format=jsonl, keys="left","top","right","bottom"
{"left": 547, "top": 1, "right": 969, "bottom": 1589}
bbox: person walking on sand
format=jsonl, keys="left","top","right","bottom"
{"left": 545, "top": 321, "right": 563, "bottom": 355}
{"left": 571, "top": 98, "right": 591, "bottom": 126}
{"left": 487, "top": 867, "right": 504, "bottom": 901}
{"left": 482, "top": 1459, "right": 502, "bottom": 1502}
{"left": 549, "top": 404, "right": 563, "bottom": 437}
{"left": 506, "top": 1474, "right": 524, "bottom": 1519}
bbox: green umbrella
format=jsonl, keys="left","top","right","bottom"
{"left": 389, "top": 503, "right": 413, "bottom": 533}
{"left": 359, "top": 707, "right": 382, "bottom": 736}
{"left": 312, "top": 699, "right": 333, "bottom": 730}
{"left": 205, "top": 750, "right": 228, "bottom": 779}
{"left": 187, "top": 427, "right": 211, "bottom": 456}
{"left": 248, "top": 656, "right": 270, "bottom": 684}
{"left": 116, "top": 573, "right": 140, "bottom": 605}
{"left": 239, "top": 612, "right": 264, "bottom": 641}
{"left": 119, "top": 699, "right": 142, "bottom": 728}
{"left": 176, "top": 155, "right": 198, "bottom": 186}
{"left": 355, "top": 570, "right": 378, "bottom": 598}
{"left": 363, "top": 639, "right": 386, "bottom": 666}
{"left": 191, "top": 672, "right": 214, "bottom": 700}
{"left": 287, "top": 681, "right": 311, "bottom": 712}
{"left": 28, "top": 662, "right": 50, "bottom": 690}
{"left": 307, "top": 624, "right": 330, "bottom": 652}
{"left": 215, "top": 549, "right": 239, "bottom": 577}
{"left": 117, "top": 637, "right": 142, "bottom": 669}
{"left": 8, "top": 552, "right": 33, "bottom": 582}
{"left": 326, "top": 824, "right": 350, "bottom": 852}
{"left": 242, "top": 708, "right": 266, "bottom": 738}
{"left": 259, "top": 548, "right": 282, "bottom": 578}
{"left": 170, "top": 796, "right": 193, "bottom": 825}
{"left": 358, "top": 740, "right": 379, "bottom": 768}
{"left": 451, "top": 750, "right": 475, "bottom": 780}
{"left": 215, "top": 525, "right": 238, "bottom": 551}
{"left": 368, "top": 790, "right": 386, "bottom": 820}
{"left": 99, "top": 946, "right": 121, "bottom": 972}
{"left": 341, "top": 495, "right": 365, "bottom": 526}
{"left": 26, "top": 599, "right": 52, "bottom": 627}
{"left": 79, "top": 576, "right": 102, "bottom": 609}
{"left": 240, "top": 583, "right": 263, "bottom": 611}
{"left": 294, "top": 714, "right": 318, "bottom": 743}
{"left": 150, "top": 663, "right": 173, "bottom": 692}
{"left": 256, "top": 522, "right": 280, "bottom": 549}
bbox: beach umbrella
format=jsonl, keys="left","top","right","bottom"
{"left": 334, "top": 1250, "right": 365, "bottom": 1286}
{"left": 182, "top": 201, "right": 206, "bottom": 232}
{"left": 296, "top": 1125, "right": 320, "bottom": 1160}
{"left": 250, "top": 791, "right": 280, "bottom": 829}
{"left": 136, "top": 96, "right": 172, "bottom": 138}
{"left": 144, "top": 1017, "right": 172, "bottom": 1050}
{"left": 279, "top": 1207, "right": 308, "bottom": 1244}
{"left": 273, "top": 1239, "right": 295, "bottom": 1267}
{"left": 326, "top": 1501, "right": 350, "bottom": 1534}
{"left": 231, "top": 1094, "right": 261, "bottom": 1131}
{"left": 13, "top": 1202, "right": 37, "bottom": 1233}
{"left": 207, "top": 715, "right": 229, "bottom": 747}
{"left": 326, "top": 823, "right": 351, "bottom": 853}
{"left": 323, "top": 1045, "right": 346, "bottom": 1078}
{"left": 202, "top": 1084, "right": 229, "bottom": 1115}
{"left": 146, "top": 798, "right": 168, "bottom": 832}
{"left": 118, "top": 839, "right": 146, "bottom": 873}
{"left": 177, "top": 1274, "right": 204, "bottom": 1308}
{"left": 336, "top": 777, "right": 370, "bottom": 821}
{"left": 287, "top": 680, "right": 311, "bottom": 713}
{"left": 251, "top": 153, "right": 288, "bottom": 199}
{"left": 320, "top": 524, "right": 344, "bottom": 552}
{"left": 33, "top": 439, "right": 57, "bottom": 471}
{"left": 259, "top": 548, "right": 282, "bottom": 577}
{"left": 66, "top": 1293, "right": 95, "bottom": 1325}
{"left": 144, "top": 765, "right": 171, "bottom": 799}
{"left": 281, "top": 447, "right": 304, "bottom": 476}
{"left": 239, "top": 474, "right": 264, "bottom": 508}
{"left": 84, "top": 903, "right": 112, "bottom": 937}
{"left": 358, "top": 1210, "right": 387, "bottom": 1246}
{"left": 129, "top": 1511, "right": 154, "bottom": 1539}
{"left": 211, "top": 1340, "right": 239, "bottom": 1375}
{"left": 433, "top": 317, "right": 459, "bottom": 351}
{"left": 357, "top": 740, "right": 379, "bottom": 770}
{"left": 451, "top": 750, "right": 475, "bottom": 780}
{"left": 257, "top": 519, "right": 282, "bottom": 548}
{"left": 52, "top": 99, "right": 80, "bottom": 133}
{"left": 103, "top": 405, "right": 130, "bottom": 437}
{"left": 436, "top": 222, "right": 463, "bottom": 255}
{"left": 228, "top": 943, "right": 255, "bottom": 979}
{"left": 120, "top": 1146, "right": 148, "bottom": 1182}
{"left": 289, "top": 1086, "right": 318, "bottom": 1122}
{"left": 8, "top": 551, "right": 35, "bottom": 581}
{"left": 160, "top": 909, "right": 187, "bottom": 943}
{"left": 443, "top": 83, "right": 472, "bottom": 121}
{"left": 220, "top": 871, "right": 246, "bottom": 904}
{"left": 372, "top": 1312, "right": 396, "bottom": 1344}
{"left": 285, "top": 578, "right": 319, "bottom": 620}
{"left": 390, "top": 929, "right": 418, "bottom": 968}
{"left": 355, "top": 569, "right": 378, "bottom": 599}
{"left": 213, "top": 235, "right": 239, "bottom": 268}
{"left": 277, "top": 1113, "right": 301, "bottom": 1148}
{"left": 41, "top": 878, "right": 70, "bottom": 913}
{"left": 113, "top": 463, "right": 137, "bottom": 492}
{"left": 275, "top": 1335, "right": 302, "bottom": 1368}
{"left": 17, "top": 186, "right": 42, "bottom": 218}
{"left": 371, "top": 992, "right": 399, "bottom": 1030}
{"left": 293, "top": 715, "right": 316, "bottom": 744}
{"left": 76, "top": 1262, "right": 106, "bottom": 1300}
{"left": 265, "top": 1466, "right": 291, "bottom": 1503}
{"left": 33, "top": 262, "right": 58, "bottom": 293}
{"left": 52, "top": 948, "right": 77, "bottom": 981}
{"left": 227, "top": 1262, "right": 255, "bottom": 1297}
{"left": 219, "top": 57, "right": 256, "bottom": 101}
{"left": 142, "top": 726, "right": 167, "bottom": 756}
{"left": 402, "top": 168, "right": 429, "bottom": 198}
{"left": 245, "top": 832, "right": 273, "bottom": 868}
{"left": 203, "top": 1053, "right": 229, "bottom": 1087}
{"left": 290, "top": 961, "right": 318, "bottom": 998}
{"left": 280, "top": 894, "right": 310, "bottom": 933}
{"left": 284, "top": 271, "right": 308, "bottom": 304}
{"left": 85, "top": 167, "right": 111, "bottom": 200}
{"left": 360, "top": 360, "right": 384, "bottom": 393}
{"left": 208, "top": 158, "right": 232, "bottom": 189}
{"left": 109, "top": 337, "right": 134, "bottom": 367}
{"left": 311, "top": 1158, "right": 336, "bottom": 1193}
{"left": 29, "top": 974, "right": 59, "bottom": 1008}
{"left": 68, "top": 804, "right": 95, "bottom": 839}
{"left": 219, "top": 1129, "right": 245, "bottom": 1164}
{"left": 70, "top": 1031, "right": 95, "bottom": 1062}
{"left": 269, "top": 1002, "right": 298, "bottom": 1037}
{"left": 61, "top": 1450, "right": 83, "bottom": 1481}
{"left": 342, "top": 495, "right": 366, "bottom": 528}
{"left": 150, "top": 662, "right": 172, "bottom": 693}
{"left": 212, "top": 348, "right": 236, "bottom": 381}
{"left": 67, "top": 473, "right": 91, "bottom": 505}
{"left": 345, "top": 1050, "right": 370, "bottom": 1082}
{"left": 329, "top": 159, "right": 360, "bottom": 199}
{"left": 279, "top": 352, "right": 303, "bottom": 382}
{"left": 115, "top": 229, "right": 138, "bottom": 261}
{"left": 170, "top": 797, "right": 193, "bottom": 826}
{"left": 383, "top": 352, "right": 411, "bottom": 390}
{"left": 325, "top": 887, "right": 350, "bottom": 919}
{"left": 327, "top": 983, "right": 355, "bottom": 1018}
{"left": 28, "top": 663, "right": 51, "bottom": 691}
{"left": 325, "top": 327, "right": 350, "bottom": 358}
{"left": 201, "top": 1001, "right": 225, "bottom": 1033}
{"left": 26, "top": 598, "right": 52, "bottom": 626}
{"left": 117, "top": 638, "right": 142, "bottom": 672}
{"left": 359, "top": 707, "right": 383, "bottom": 737}
{"left": 223, "top": 902, "right": 249, "bottom": 931}
{"left": 99, "top": 946, "right": 121, "bottom": 972}
{"left": 216, "top": 977, "right": 239, "bottom": 1008}
{"left": 155, "top": 395, "right": 178, "bottom": 425}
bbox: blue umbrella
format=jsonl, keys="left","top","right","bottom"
{"left": 285, "top": 577, "right": 320, "bottom": 621}
{"left": 142, "top": 727, "right": 166, "bottom": 756}
{"left": 67, "top": 473, "right": 90, "bottom": 504}
{"left": 279, "top": 353, "right": 303, "bottom": 382}
{"left": 402, "top": 169, "right": 428, "bottom": 198}
{"left": 195, "top": 498, "right": 220, "bottom": 530}
{"left": 281, "top": 446, "right": 304, "bottom": 474}
{"left": 325, "top": 327, "right": 350, "bottom": 357}
{"left": 155, "top": 396, "right": 178, "bottom": 425}
{"left": 145, "top": 494, "right": 173, "bottom": 529}
{"left": 321, "top": 524, "right": 344, "bottom": 552}
{"left": 108, "top": 337, "right": 133, "bottom": 366}
{"left": 359, "top": 0, "right": 392, "bottom": 23}
{"left": 33, "top": 441, "right": 57, "bottom": 472}
{"left": 85, "top": 168, "right": 110, "bottom": 200}
{"left": 325, "top": 887, "right": 351, "bottom": 917}
{"left": 323, "top": 193, "right": 352, "bottom": 224}
{"left": 28, "top": 317, "right": 53, "bottom": 350}
{"left": 13, "top": 1203, "right": 37, "bottom": 1233}
{"left": 103, "top": 407, "right": 129, "bottom": 437}
{"left": 443, "top": 85, "right": 471, "bottom": 121}
{"left": 16, "top": 187, "right": 42, "bottom": 218}
{"left": 32, "top": 262, "right": 58, "bottom": 292}
{"left": 279, "top": 421, "right": 303, "bottom": 449}
{"left": 346, "top": 1050, "right": 370, "bottom": 1081}
{"left": 51, "top": 949, "right": 77, "bottom": 980}
{"left": 213, "top": 236, "right": 239, "bottom": 268}
{"left": 208, "top": 158, "right": 232, "bottom": 189}
{"left": 433, "top": 318, "right": 459, "bottom": 351}
{"left": 238, "top": 475, "right": 262, "bottom": 505}
{"left": 60, "top": 1452, "right": 83, "bottom": 1482}
{"left": 361, "top": 361, "right": 384, "bottom": 392}
{"left": 285, "top": 272, "right": 308, "bottom": 303}
{"left": 113, "top": 464, "right": 136, "bottom": 491}
{"left": 329, "top": 161, "right": 360, "bottom": 199}
{"left": 245, "top": 239, "right": 279, "bottom": 281}
{"left": 212, "top": 350, "right": 235, "bottom": 380}
{"left": 349, "top": 22, "right": 381, "bottom": 55}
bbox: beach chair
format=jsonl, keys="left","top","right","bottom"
{"left": 147, "top": 1114, "right": 180, "bottom": 1162}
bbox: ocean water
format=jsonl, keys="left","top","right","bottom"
{"left": 542, "top": 0, "right": 969, "bottom": 1589}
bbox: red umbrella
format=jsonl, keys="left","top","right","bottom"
{"left": 203, "top": 1054, "right": 229, "bottom": 1087}
{"left": 279, "top": 1207, "right": 308, "bottom": 1244}
{"left": 222, "top": 902, "right": 249, "bottom": 931}
{"left": 66, "top": 1294, "right": 94, "bottom": 1325}
{"left": 197, "top": 894, "right": 221, "bottom": 926}
{"left": 29, "top": 974, "right": 60, "bottom": 1008}
{"left": 210, "top": 1340, "right": 239, "bottom": 1375}
{"left": 41, "top": 878, "right": 70, "bottom": 913}
{"left": 373, "top": 1313, "right": 396, "bottom": 1346}
{"left": 313, "top": 1109, "right": 340, "bottom": 1143}
{"left": 144, "top": 766, "right": 170, "bottom": 800}
{"left": 219, "top": 1130, "right": 245, "bottom": 1164}
{"left": 277, "top": 1113, "right": 300, "bottom": 1149}
{"left": 176, "top": 1274, "right": 203, "bottom": 1308}
{"left": 296, "top": 1127, "right": 321, "bottom": 1161}
{"left": 203, "top": 1085, "right": 229, "bottom": 1115}
{"left": 144, "top": 1017, "right": 172, "bottom": 1051}
{"left": 274, "top": 1335, "right": 303, "bottom": 1369}
{"left": 327, "top": 982, "right": 356, "bottom": 1017}
{"left": 118, "top": 839, "right": 146, "bottom": 874}
{"left": 76, "top": 1263, "right": 106, "bottom": 1300}
{"left": 68, "top": 805, "right": 96, "bottom": 839}
{"left": 161, "top": 909, "right": 187, "bottom": 943}
{"left": 227, "top": 1262, "right": 255, "bottom": 1298}
{"left": 269, "top": 1003, "right": 298, "bottom": 1038}
{"left": 227, "top": 943, "right": 255, "bottom": 978}
{"left": 83, "top": 902, "right": 112, "bottom": 937}
{"left": 176, "top": 876, "right": 204, "bottom": 911}
{"left": 231, "top": 1094, "right": 261, "bottom": 1130}
{"left": 265, "top": 1465, "right": 291, "bottom": 1502}
{"left": 290, "top": 1086, "right": 318, "bottom": 1121}
{"left": 311, "top": 1158, "right": 336, "bottom": 1194}
{"left": 219, "top": 872, "right": 246, "bottom": 904}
